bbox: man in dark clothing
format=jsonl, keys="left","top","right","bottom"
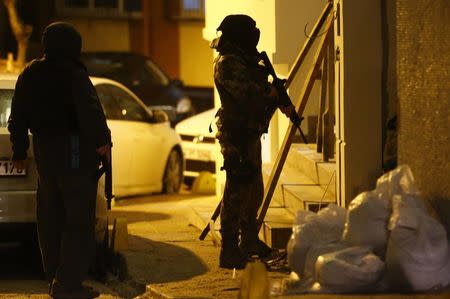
{"left": 211, "top": 15, "right": 293, "bottom": 269}
{"left": 8, "top": 22, "right": 111, "bottom": 299}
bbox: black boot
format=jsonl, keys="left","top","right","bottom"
{"left": 219, "top": 233, "right": 247, "bottom": 269}
{"left": 239, "top": 238, "right": 274, "bottom": 259}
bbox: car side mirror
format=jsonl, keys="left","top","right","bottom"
{"left": 153, "top": 109, "right": 169, "bottom": 123}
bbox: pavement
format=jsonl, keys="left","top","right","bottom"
{"left": 104, "top": 189, "right": 450, "bottom": 299}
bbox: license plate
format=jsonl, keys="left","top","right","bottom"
{"left": 0, "top": 160, "right": 26, "bottom": 176}
{"left": 184, "top": 148, "right": 212, "bottom": 162}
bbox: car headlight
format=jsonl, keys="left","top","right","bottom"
{"left": 176, "top": 97, "right": 192, "bottom": 114}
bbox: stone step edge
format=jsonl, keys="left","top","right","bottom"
{"left": 286, "top": 144, "right": 336, "bottom": 189}
{"left": 281, "top": 184, "right": 336, "bottom": 215}
{"left": 262, "top": 162, "right": 332, "bottom": 208}
{"left": 283, "top": 183, "right": 336, "bottom": 204}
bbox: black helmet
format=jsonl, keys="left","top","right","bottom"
{"left": 42, "top": 22, "right": 82, "bottom": 60}
{"left": 216, "top": 14, "right": 260, "bottom": 54}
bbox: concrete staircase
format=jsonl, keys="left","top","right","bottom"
{"left": 260, "top": 143, "right": 336, "bottom": 248}
{"left": 189, "top": 143, "right": 336, "bottom": 250}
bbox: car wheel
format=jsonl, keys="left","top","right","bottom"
{"left": 162, "top": 149, "right": 183, "bottom": 193}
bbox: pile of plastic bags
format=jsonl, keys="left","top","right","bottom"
{"left": 285, "top": 165, "right": 450, "bottom": 293}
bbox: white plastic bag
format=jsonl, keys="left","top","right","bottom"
{"left": 342, "top": 191, "right": 391, "bottom": 256}
{"left": 287, "top": 204, "right": 346, "bottom": 276}
{"left": 386, "top": 194, "right": 450, "bottom": 291}
{"left": 303, "top": 242, "right": 347, "bottom": 278}
{"left": 315, "top": 246, "right": 385, "bottom": 293}
{"left": 342, "top": 165, "right": 421, "bottom": 257}
{"left": 375, "top": 165, "right": 420, "bottom": 198}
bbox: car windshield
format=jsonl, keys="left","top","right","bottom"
{"left": 81, "top": 54, "right": 170, "bottom": 86}
{"left": 145, "top": 60, "right": 169, "bottom": 86}
{"left": 82, "top": 57, "right": 125, "bottom": 79}
{"left": 0, "top": 89, "right": 13, "bottom": 127}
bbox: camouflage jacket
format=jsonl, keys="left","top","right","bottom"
{"left": 213, "top": 43, "right": 277, "bottom": 143}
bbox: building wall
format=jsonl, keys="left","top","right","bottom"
{"left": 68, "top": 19, "right": 131, "bottom": 52}
{"left": 272, "top": 0, "right": 327, "bottom": 162}
{"left": 395, "top": 0, "right": 450, "bottom": 201}
{"left": 179, "top": 22, "right": 213, "bottom": 87}
{"left": 142, "top": 0, "right": 179, "bottom": 79}
{"left": 336, "top": 0, "right": 383, "bottom": 205}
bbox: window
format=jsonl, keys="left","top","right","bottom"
{"left": 166, "top": 0, "right": 205, "bottom": 21}
{"left": 109, "top": 85, "right": 151, "bottom": 123}
{"left": 65, "top": 0, "right": 88, "bottom": 7}
{"left": 0, "top": 89, "right": 13, "bottom": 127}
{"left": 95, "top": 84, "right": 123, "bottom": 120}
{"left": 57, "top": 0, "right": 142, "bottom": 18}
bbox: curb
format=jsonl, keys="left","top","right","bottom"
{"left": 145, "top": 286, "right": 174, "bottom": 299}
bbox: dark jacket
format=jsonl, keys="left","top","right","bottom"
{"left": 8, "top": 57, "right": 111, "bottom": 174}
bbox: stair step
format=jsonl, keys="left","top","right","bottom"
{"left": 286, "top": 144, "right": 336, "bottom": 196}
{"left": 262, "top": 161, "right": 317, "bottom": 209}
{"left": 283, "top": 183, "right": 336, "bottom": 214}
{"left": 260, "top": 207, "right": 294, "bottom": 249}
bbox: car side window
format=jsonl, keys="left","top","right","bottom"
{"left": 108, "top": 85, "right": 152, "bottom": 123}
{"left": 95, "top": 84, "right": 123, "bottom": 120}
{"left": 0, "top": 89, "right": 13, "bottom": 127}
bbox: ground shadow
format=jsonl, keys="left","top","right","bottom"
{"left": 109, "top": 234, "right": 209, "bottom": 298}
{"left": 0, "top": 241, "right": 47, "bottom": 295}
{"left": 0, "top": 242, "right": 43, "bottom": 281}
{"left": 125, "top": 234, "right": 208, "bottom": 284}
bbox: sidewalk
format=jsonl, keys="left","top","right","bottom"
{"left": 106, "top": 192, "right": 450, "bottom": 299}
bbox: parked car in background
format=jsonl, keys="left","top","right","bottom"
{"left": 175, "top": 109, "right": 216, "bottom": 184}
{"left": 0, "top": 72, "right": 183, "bottom": 245}
{"left": 81, "top": 52, "right": 214, "bottom": 125}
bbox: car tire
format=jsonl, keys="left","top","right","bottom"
{"left": 162, "top": 149, "right": 183, "bottom": 194}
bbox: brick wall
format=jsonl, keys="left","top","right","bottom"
{"left": 395, "top": 0, "right": 450, "bottom": 200}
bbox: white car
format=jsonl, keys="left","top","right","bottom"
{"left": 93, "top": 77, "right": 183, "bottom": 196}
{"left": 175, "top": 108, "right": 216, "bottom": 183}
{"left": 0, "top": 72, "right": 183, "bottom": 243}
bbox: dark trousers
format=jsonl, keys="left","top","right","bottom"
{"left": 219, "top": 137, "right": 263, "bottom": 244}
{"left": 36, "top": 171, "right": 97, "bottom": 290}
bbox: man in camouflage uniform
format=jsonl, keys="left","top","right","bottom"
{"left": 211, "top": 15, "right": 293, "bottom": 269}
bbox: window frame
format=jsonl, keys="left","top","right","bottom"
{"left": 56, "top": 0, "right": 142, "bottom": 19}
{"left": 166, "top": 0, "right": 205, "bottom": 22}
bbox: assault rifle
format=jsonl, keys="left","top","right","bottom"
{"left": 260, "top": 51, "right": 308, "bottom": 143}
{"left": 96, "top": 144, "right": 114, "bottom": 210}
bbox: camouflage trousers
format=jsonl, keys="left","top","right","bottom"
{"left": 219, "top": 136, "right": 263, "bottom": 245}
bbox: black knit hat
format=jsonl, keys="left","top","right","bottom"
{"left": 42, "top": 22, "right": 82, "bottom": 59}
